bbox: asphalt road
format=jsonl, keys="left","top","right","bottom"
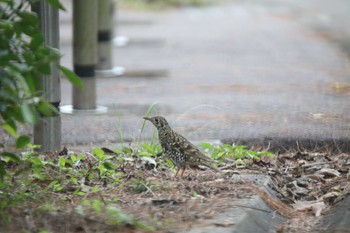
{"left": 59, "top": 0, "right": 350, "bottom": 151}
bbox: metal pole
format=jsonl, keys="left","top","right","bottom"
{"left": 95, "top": 0, "right": 125, "bottom": 77}
{"left": 72, "top": 0, "right": 97, "bottom": 109}
{"left": 32, "top": 0, "right": 61, "bottom": 152}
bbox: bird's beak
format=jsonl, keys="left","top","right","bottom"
{"left": 143, "top": 117, "right": 151, "bottom": 121}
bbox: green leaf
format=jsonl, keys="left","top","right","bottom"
{"left": 92, "top": 148, "right": 105, "bottom": 158}
{"left": 75, "top": 191, "right": 86, "bottom": 196}
{"left": 92, "top": 200, "right": 102, "bottom": 212}
{"left": 70, "top": 154, "right": 77, "bottom": 162}
{"left": 47, "top": 0, "right": 66, "bottom": 11}
{"left": 103, "top": 162, "right": 116, "bottom": 170}
{"left": 217, "top": 151, "right": 225, "bottom": 158}
{"left": 29, "top": 157, "right": 44, "bottom": 167}
{"left": 54, "top": 185, "right": 63, "bottom": 191}
{"left": 22, "top": 51, "right": 35, "bottom": 66}
{"left": 166, "top": 159, "right": 174, "bottom": 167}
{"left": 2, "top": 122, "right": 17, "bottom": 137}
{"left": 199, "top": 142, "right": 214, "bottom": 150}
{"left": 23, "top": 74, "right": 38, "bottom": 95}
{"left": 70, "top": 177, "right": 78, "bottom": 184}
{"left": 0, "top": 163, "right": 5, "bottom": 177}
{"left": 58, "top": 156, "right": 66, "bottom": 167}
{"left": 18, "top": 11, "right": 38, "bottom": 27}
{"left": 49, "top": 180, "right": 58, "bottom": 186}
{"left": 0, "top": 152, "right": 20, "bottom": 162}
{"left": 0, "top": 52, "right": 17, "bottom": 65}
{"left": 37, "top": 100, "right": 58, "bottom": 117}
{"left": 33, "top": 173, "right": 45, "bottom": 180}
{"left": 138, "top": 151, "right": 152, "bottom": 157}
{"left": 37, "top": 63, "right": 51, "bottom": 75}
{"left": 122, "top": 146, "right": 132, "bottom": 154}
{"left": 81, "top": 199, "right": 90, "bottom": 206}
{"left": 98, "top": 164, "right": 106, "bottom": 175}
{"left": 30, "top": 32, "right": 44, "bottom": 50}
{"left": 59, "top": 65, "right": 83, "bottom": 89}
{"left": 21, "top": 103, "right": 37, "bottom": 124}
{"left": 16, "top": 135, "right": 30, "bottom": 148}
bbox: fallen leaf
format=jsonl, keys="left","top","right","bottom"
{"left": 311, "top": 202, "right": 326, "bottom": 217}
{"left": 316, "top": 168, "right": 340, "bottom": 177}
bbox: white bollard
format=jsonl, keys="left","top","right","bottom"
{"left": 72, "top": 0, "right": 97, "bottom": 110}
{"left": 95, "top": 0, "right": 125, "bottom": 78}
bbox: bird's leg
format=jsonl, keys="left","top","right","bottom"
{"left": 175, "top": 168, "right": 181, "bottom": 177}
{"left": 180, "top": 166, "right": 186, "bottom": 177}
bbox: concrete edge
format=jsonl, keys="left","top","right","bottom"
{"left": 319, "top": 194, "right": 350, "bottom": 232}
{"left": 187, "top": 174, "right": 288, "bottom": 233}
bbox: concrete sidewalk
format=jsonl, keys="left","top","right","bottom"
{"left": 59, "top": 0, "right": 350, "bottom": 151}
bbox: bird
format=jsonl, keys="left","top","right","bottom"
{"left": 143, "top": 116, "right": 221, "bottom": 177}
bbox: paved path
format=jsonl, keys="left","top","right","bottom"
{"left": 59, "top": 0, "right": 350, "bottom": 151}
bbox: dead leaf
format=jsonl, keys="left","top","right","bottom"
{"left": 311, "top": 202, "right": 326, "bottom": 217}
{"left": 321, "top": 191, "right": 342, "bottom": 204}
{"left": 316, "top": 168, "right": 340, "bottom": 177}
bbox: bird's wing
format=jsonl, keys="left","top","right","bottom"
{"left": 172, "top": 132, "right": 213, "bottom": 163}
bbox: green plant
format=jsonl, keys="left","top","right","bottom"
{"left": 137, "top": 143, "right": 162, "bottom": 157}
{"left": 78, "top": 199, "right": 155, "bottom": 231}
{"left": 130, "top": 177, "right": 148, "bottom": 193}
{"left": 0, "top": 0, "right": 82, "bottom": 174}
{"left": 0, "top": 161, "right": 48, "bottom": 226}
{"left": 0, "top": 128, "right": 166, "bottom": 229}
{"left": 91, "top": 148, "right": 121, "bottom": 182}
{"left": 200, "top": 143, "right": 274, "bottom": 162}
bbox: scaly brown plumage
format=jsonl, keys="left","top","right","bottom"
{"left": 143, "top": 116, "right": 221, "bottom": 177}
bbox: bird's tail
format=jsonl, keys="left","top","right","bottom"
{"left": 201, "top": 161, "right": 223, "bottom": 174}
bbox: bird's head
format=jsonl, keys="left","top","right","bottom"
{"left": 143, "top": 116, "right": 170, "bottom": 130}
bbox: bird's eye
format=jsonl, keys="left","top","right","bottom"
{"left": 155, "top": 118, "right": 159, "bottom": 123}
